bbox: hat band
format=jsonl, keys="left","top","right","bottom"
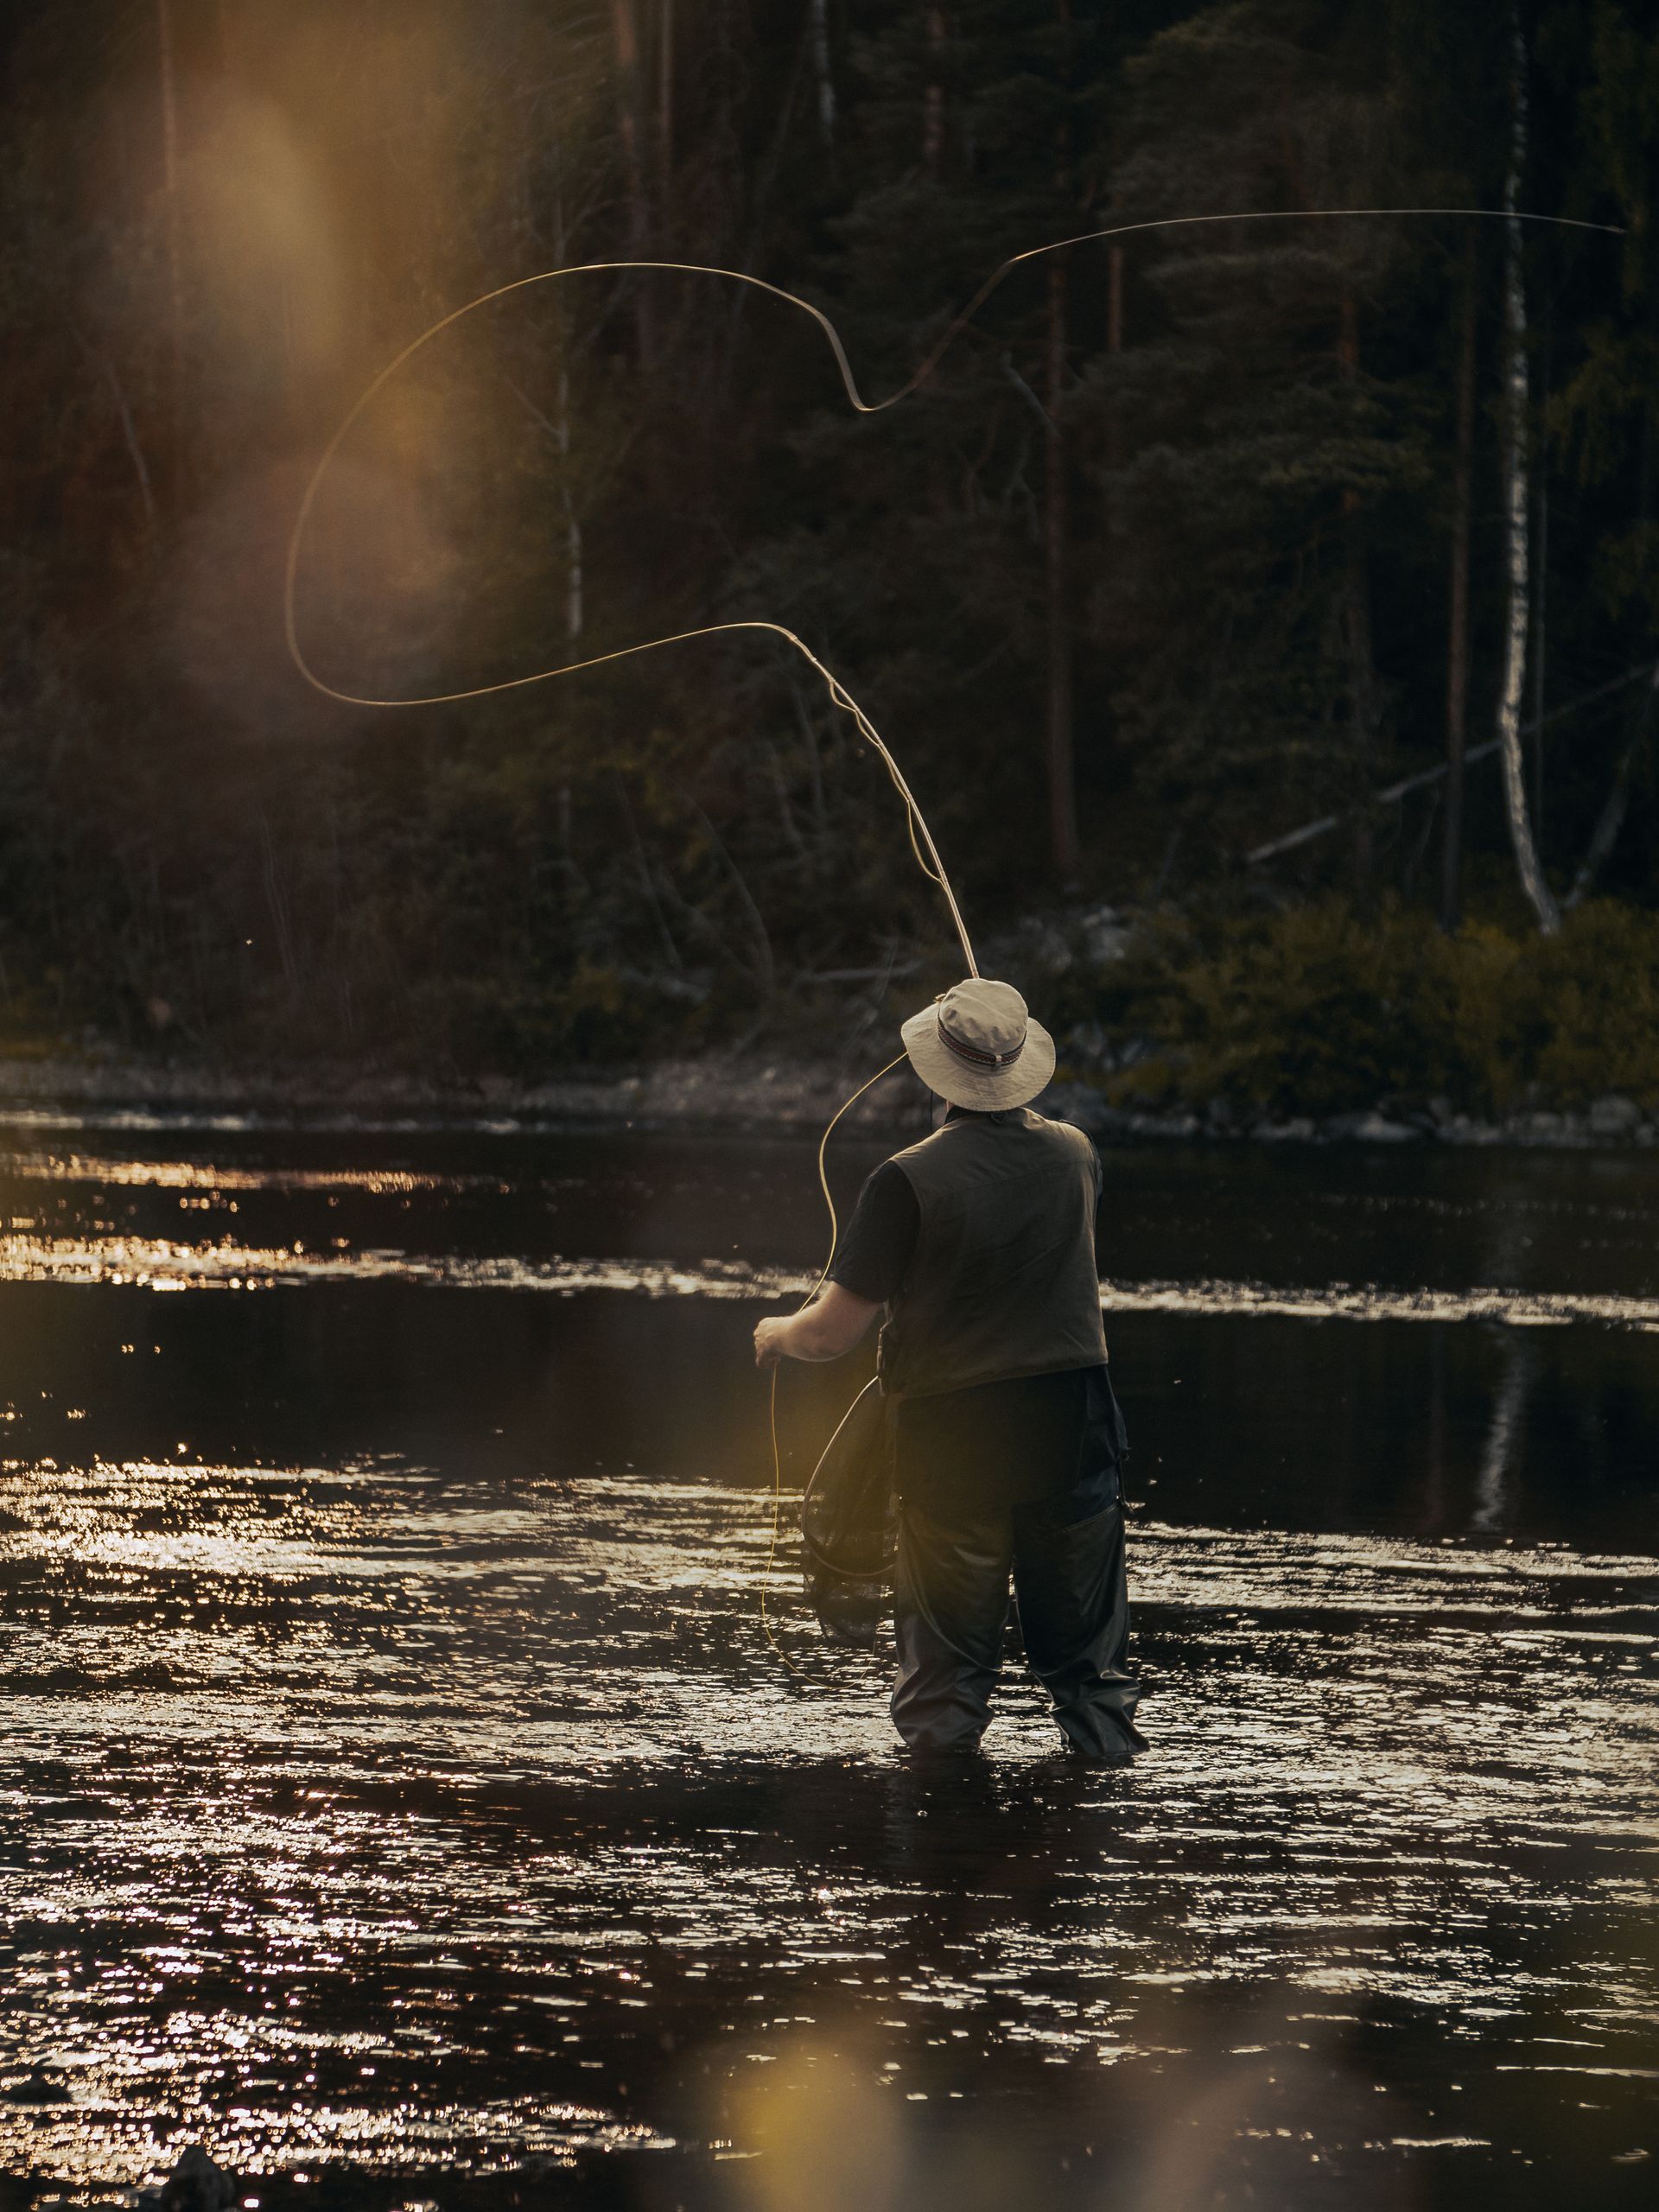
{"left": 937, "top": 1014, "right": 1027, "bottom": 1071}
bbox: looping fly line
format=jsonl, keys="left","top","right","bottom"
{"left": 284, "top": 205, "right": 1622, "bottom": 983}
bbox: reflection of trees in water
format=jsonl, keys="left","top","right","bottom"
{"left": 1474, "top": 1323, "right": 1536, "bottom": 1533}
{"left": 1478, "top": 1176, "right": 1536, "bottom": 1292}
{"left": 1426, "top": 1323, "right": 1448, "bottom": 1531}
{"left": 1415, "top": 1310, "right": 1659, "bottom": 1545}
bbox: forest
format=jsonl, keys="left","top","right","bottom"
{"left": 2, "top": 0, "right": 1657, "bottom": 1115}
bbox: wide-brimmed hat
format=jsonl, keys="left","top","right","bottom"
{"left": 900, "top": 977, "right": 1056, "bottom": 1111}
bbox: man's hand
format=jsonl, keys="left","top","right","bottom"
{"left": 753, "top": 1315, "right": 791, "bottom": 1369}
{"left": 752, "top": 1285, "right": 880, "bottom": 1370}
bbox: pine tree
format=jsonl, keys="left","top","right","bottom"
{"left": 741, "top": 0, "right": 1126, "bottom": 902}
{"left": 1077, "top": 0, "right": 1434, "bottom": 881}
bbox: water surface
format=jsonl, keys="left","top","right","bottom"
{"left": 1, "top": 1116, "right": 1655, "bottom": 2211}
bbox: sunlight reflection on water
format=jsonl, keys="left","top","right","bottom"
{"left": 10, "top": 1228, "right": 1659, "bottom": 1335}
{"left": 1, "top": 1125, "right": 1656, "bottom": 2206}
{"left": 3, "top": 1453, "right": 1656, "bottom": 2197}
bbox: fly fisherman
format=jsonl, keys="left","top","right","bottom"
{"left": 753, "top": 978, "right": 1145, "bottom": 1763}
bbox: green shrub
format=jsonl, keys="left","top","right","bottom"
{"left": 1525, "top": 905, "right": 1659, "bottom": 1105}
{"left": 1073, "top": 899, "right": 1659, "bottom": 1118}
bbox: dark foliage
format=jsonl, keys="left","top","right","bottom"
{"left": 1, "top": 0, "right": 1655, "bottom": 1080}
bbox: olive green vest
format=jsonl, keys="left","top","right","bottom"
{"left": 877, "top": 1108, "right": 1108, "bottom": 1402}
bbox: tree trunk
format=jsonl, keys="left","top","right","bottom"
{"left": 657, "top": 0, "right": 674, "bottom": 208}
{"left": 615, "top": 776, "right": 683, "bottom": 973}
{"left": 1338, "top": 294, "right": 1380, "bottom": 894}
{"left": 553, "top": 191, "right": 583, "bottom": 648}
{"left": 810, "top": 0, "right": 836, "bottom": 144}
{"left": 556, "top": 781, "right": 583, "bottom": 899}
{"left": 562, "top": 444, "right": 583, "bottom": 645}
{"left": 65, "top": 311, "right": 158, "bottom": 537}
{"left": 550, "top": 185, "right": 582, "bottom": 906}
{"left": 1046, "top": 254, "right": 1079, "bottom": 884}
{"left": 1497, "top": 9, "right": 1560, "bottom": 933}
{"left": 923, "top": 9, "right": 945, "bottom": 177}
{"left": 672, "top": 781, "right": 775, "bottom": 997}
{"left": 1564, "top": 669, "right": 1659, "bottom": 910}
{"left": 791, "top": 680, "right": 830, "bottom": 841}
{"left": 1531, "top": 311, "right": 1549, "bottom": 833}
{"left": 1105, "top": 241, "right": 1125, "bottom": 483}
{"left": 1440, "top": 228, "right": 1478, "bottom": 932}
{"left": 609, "top": 0, "right": 653, "bottom": 368}
{"left": 156, "top": 0, "right": 185, "bottom": 447}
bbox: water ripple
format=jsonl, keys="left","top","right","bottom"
{"left": 7, "top": 1229, "right": 1659, "bottom": 1333}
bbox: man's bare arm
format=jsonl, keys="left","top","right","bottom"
{"left": 753, "top": 1283, "right": 880, "bottom": 1368}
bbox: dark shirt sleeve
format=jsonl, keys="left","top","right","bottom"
{"left": 827, "top": 1161, "right": 920, "bottom": 1303}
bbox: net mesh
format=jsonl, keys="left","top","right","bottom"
{"left": 800, "top": 1379, "right": 897, "bottom": 1649}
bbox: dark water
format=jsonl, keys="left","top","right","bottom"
{"left": 2, "top": 1113, "right": 1656, "bottom": 2212}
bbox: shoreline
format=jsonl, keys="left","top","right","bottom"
{"left": 1, "top": 1050, "right": 1656, "bottom": 1149}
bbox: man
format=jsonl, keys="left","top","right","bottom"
{"left": 753, "top": 976, "right": 1145, "bottom": 1763}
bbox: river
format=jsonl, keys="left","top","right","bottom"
{"left": 1, "top": 1110, "right": 1655, "bottom": 2212}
